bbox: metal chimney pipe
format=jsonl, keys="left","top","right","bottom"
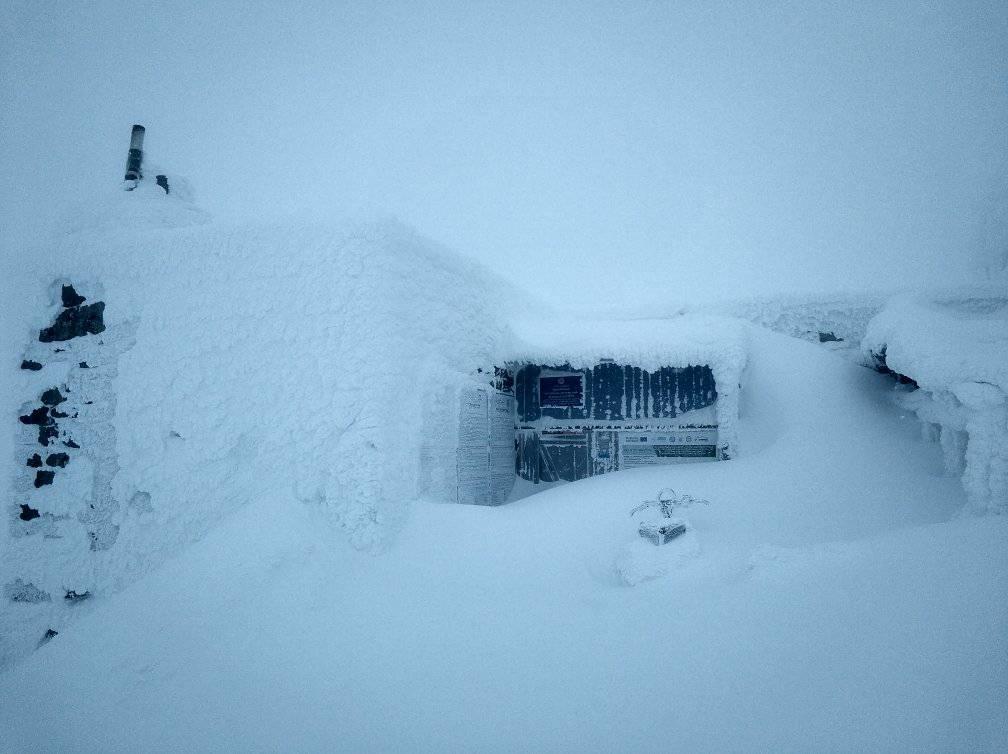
{"left": 124, "top": 124, "right": 145, "bottom": 183}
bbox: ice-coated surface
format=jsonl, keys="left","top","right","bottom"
{"left": 862, "top": 291, "right": 1008, "bottom": 512}
{"left": 863, "top": 291, "right": 1008, "bottom": 393}
{"left": 1, "top": 192, "right": 525, "bottom": 666}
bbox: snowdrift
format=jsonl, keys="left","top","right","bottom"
{"left": 2, "top": 326, "right": 1001, "bottom": 752}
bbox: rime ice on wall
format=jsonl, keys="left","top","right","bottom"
{"left": 1, "top": 188, "right": 521, "bottom": 668}
{"left": 863, "top": 294, "right": 1008, "bottom": 513}
{"left": 4, "top": 282, "right": 135, "bottom": 663}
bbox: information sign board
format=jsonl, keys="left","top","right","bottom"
{"left": 457, "top": 386, "right": 490, "bottom": 505}
{"left": 539, "top": 372, "right": 584, "bottom": 408}
{"left": 620, "top": 428, "right": 718, "bottom": 468}
{"left": 457, "top": 386, "right": 516, "bottom": 505}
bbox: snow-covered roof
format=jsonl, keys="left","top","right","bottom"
{"left": 505, "top": 314, "right": 748, "bottom": 379}
{"left": 862, "top": 292, "right": 1008, "bottom": 400}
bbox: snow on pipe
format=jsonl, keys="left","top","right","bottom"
{"left": 124, "top": 124, "right": 145, "bottom": 184}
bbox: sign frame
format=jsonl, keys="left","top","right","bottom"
{"left": 538, "top": 371, "right": 586, "bottom": 409}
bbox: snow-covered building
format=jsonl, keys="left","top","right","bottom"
{"left": 500, "top": 316, "right": 747, "bottom": 485}
{"left": 862, "top": 292, "right": 1008, "bottom": 513}
{"left": 3, "top": 164, "right": 753, "bottom": 666}
{"left": 2, "top": 182, "right": 527, "bottom": 666}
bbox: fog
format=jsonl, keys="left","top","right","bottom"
{"left": 4, "top": 1, "right": 1006, "bottom": 307}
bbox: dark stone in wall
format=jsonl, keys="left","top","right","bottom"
{"left": 869, "top": 346, "right": 889, "bottom": 373}
{"left": 19, "top": 406, "right": 50, "bottom": 425}
{"left": 869, "top": 345, "right": 920, "bottom": 389}
{"left": 34, "top": 470, "right": 55, "bottom": 488}
{"left": 63, "top": 438, "right": 80, "bottom": 449}
{"left": 41, "top": 388, "right": 66, "bottom": 406}
{"left": 27, "top": 454, "right": 42, "bottom": 468}
{"left": 20, "top": 360, "right": 43, "bottom": 371}
{"left": 39, "top": 302, "right": 105, "bottom": 342}
{"left": 19, "top": 504, "right": 40, "bottom": 521}
{"left": 79, "top": 361, "right": 89, "bottom": 368}
{"left": 45, "top": 452, "right": 69, "bottom": 468}
{"left": 818, "top": 331, "right": 843, "bottom": 343}
{"left": 39, "top": 425, "right": 59, "bottom": 446}
{"left": 61, "top": 284, "right": 86, "bottom": 308}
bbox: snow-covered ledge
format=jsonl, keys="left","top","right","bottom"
{"left": 863, "top": 293, "right": 1008, "bottom": 513}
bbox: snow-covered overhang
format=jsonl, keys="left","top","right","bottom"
{"left": 502, "top": 314, "right": 748, "bottom": 382}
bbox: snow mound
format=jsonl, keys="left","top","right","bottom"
{"left": 862, "top": 291, "right": 1008, "bottom": 513}
{"left": 60, "top": 182, "right": 212, "bottom": 235}
{"left": 614, "top": 523, "right": 700, "bottom": 586}
{"left": 863, "top": 292, "right": 1008, "bottom": 393}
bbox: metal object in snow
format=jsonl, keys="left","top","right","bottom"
{"left": 124, "top": 124, "right": 145, "bottom": 187}
{"left": 638, "top": 520, "right": 687, "bottom": 545}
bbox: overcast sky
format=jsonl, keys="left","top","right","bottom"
{"left": 4, "top": 1, "right": 1007, "bottom": 306}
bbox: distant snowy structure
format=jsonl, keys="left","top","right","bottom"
{"left": 863, "top": 292, "right": 1008, "bottom": 513}
{"left": 718, "top": 292, "right": 886, "bottom": 350}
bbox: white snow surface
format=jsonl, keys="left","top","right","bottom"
{"left": 2, "top": 326, "right": 1005, "bottom": 751}
{"left": 507, "top": 313, "right": 747, "bottom": 375}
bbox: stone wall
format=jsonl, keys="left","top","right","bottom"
{"left": 4, "top": 282, "right": 135, "bottom": 659}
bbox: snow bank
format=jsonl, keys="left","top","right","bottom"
{"left": 862, "top": 292, "right": 1008, "bottom": 513}
{"left": 2, "top": 187, "right": 521, "bottom": 667}
{"left": 0, "top": 317, "right": 997, "bottom": 751}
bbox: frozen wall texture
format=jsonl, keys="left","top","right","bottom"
{"left": 863, "top": 293, "right": 1008, "bottom": 514}
{"left": 2, "top": 187, "right": 517, "bottom": 667}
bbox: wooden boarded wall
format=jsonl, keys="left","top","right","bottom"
{"left": 514, "top": 363, "right": 717, "bottom": 423}
{"left": 513, "top": 362, "right": 719, "bottom": 483}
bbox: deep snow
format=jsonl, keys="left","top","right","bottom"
{"left": 3, "top": 326, "right": 1004, "bottom": 752}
